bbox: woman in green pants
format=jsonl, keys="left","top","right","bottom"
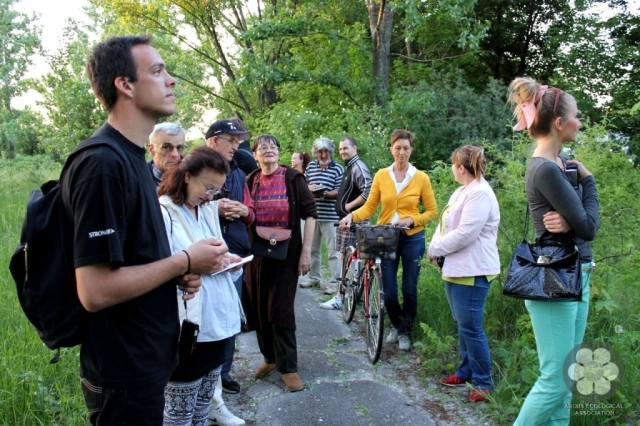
{"left": 508, "top": 77, "right": 600, "bottom": 425}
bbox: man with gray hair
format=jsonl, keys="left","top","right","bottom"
{"left": 301, "top": 137, "right": 344, "bottom": 292}
{"left": 147, "top": 122, "right": 186, "bottom": 186}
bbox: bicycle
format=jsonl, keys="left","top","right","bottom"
{"left": 338, "top": 223, "right": 403, "bottom": 364}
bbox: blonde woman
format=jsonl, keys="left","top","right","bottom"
{"left": 428, "top": 145, "right": 500, "bottom": 403}
{"left": 340, "top": 129, "right": 438, "bottom": 351}
{"left": 508, "top": 77, "right": 600, "bottom": 425}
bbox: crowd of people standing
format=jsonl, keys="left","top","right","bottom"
{"left": 56, "top": 34, "right": 599, "bottom": 426}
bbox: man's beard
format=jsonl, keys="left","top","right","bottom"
{"left": 318, "top": 157, "right": 331, "bottom": 166}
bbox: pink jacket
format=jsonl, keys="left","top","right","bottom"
{"left": 428, "top": 177, "right": 500, "bottom": 277}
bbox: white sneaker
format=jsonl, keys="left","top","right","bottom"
{"left": 385, "top": 328, "right": 399, "bottom": 344}
{"left": 319, "top": 295, "right": 342, "bottom": 310}
{"left": 208, "top": 404, "right": 246, "bottom": 426}
{"left": 398, "top": 334, "right": 411, "bottom": 351}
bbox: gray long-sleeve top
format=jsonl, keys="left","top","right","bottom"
{"left": 525, "top": 157, "right": 600, "bottom": 262}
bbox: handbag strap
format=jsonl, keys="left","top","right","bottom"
{"left": 521, "top": 204, "right": 531, "bottom": 242}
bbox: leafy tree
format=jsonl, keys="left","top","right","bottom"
{"left": 366, "top": 0, "right": 394, "bottom": 107}
{"left": 606, "top": 11, "right": 640, "bottom": 163}
{"left": 0, "top": 107, "right": 44, "bottom": 157}
{"left": 471, "top": 0, "right": 576, "bottom": 85}
{"left": 0, "top": 0, "right": 41, "bottom": 156}
{"left": 35, "top": 22, "right": 106, "bottom": 158}
{"left": 91, "top": 0, "right": 359, "bottom": 119}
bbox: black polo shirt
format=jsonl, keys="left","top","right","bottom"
{"left": 61, "top": 123, "right": 179, "bottom": 388}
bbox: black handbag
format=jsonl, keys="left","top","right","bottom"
{"left": 503, "top": 207, "right": 582, "bottom": 301}
{"left": 252, "top": 226, "right": 291, "bottom": 260}
{"left": 356, "top": 225, "right": 401, "bottom": 260}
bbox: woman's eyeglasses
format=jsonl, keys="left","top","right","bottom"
{"left": 257, "top": 145, "right": 279, "bottom": 153}
{"left": 198, "top": 180, "right": 221, "bottom": 197}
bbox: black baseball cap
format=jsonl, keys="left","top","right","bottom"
{"left": 205, "top": 120, "right": 250, "bottom": 140}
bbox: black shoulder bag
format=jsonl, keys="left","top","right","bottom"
{"left": 503, "top": 206, "right": 582, "bottom": 301}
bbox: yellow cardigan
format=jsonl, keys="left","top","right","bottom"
{"left": 352, "top": 166, "right": 438, "bottom": 236}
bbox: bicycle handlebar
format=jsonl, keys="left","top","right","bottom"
{"left": 333, "top": 222, "right": 410, "bottom": 230}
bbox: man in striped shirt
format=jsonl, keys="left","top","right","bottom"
{"left": 301, "top": 137, "right": 344, "bottom": 291}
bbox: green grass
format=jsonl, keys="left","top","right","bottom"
{"left": 0, "top": 155, "right": 87, "bottom": 425}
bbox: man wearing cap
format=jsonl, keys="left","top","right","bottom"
{"left": 302, "top": 137, "right": 344, "bottom": 293}
{"left": 205, "top": 118, "right": 254, "bottom": 426}
{"left": 147, "top": 122, "right": 186, "bottom": 186}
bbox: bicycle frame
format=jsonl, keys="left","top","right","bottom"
{"left": 361, "top": 257, "right": 381, "bottom": 318}
{"left": 343, "top": 247, "right": 382, "bottom": 318}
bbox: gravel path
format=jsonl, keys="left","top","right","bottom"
{"left": 221, "top": 284, "right": 495, "bottom": 426}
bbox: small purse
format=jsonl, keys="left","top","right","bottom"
{"left": 356, "top": 225, "right": 401, "bottom": 260}
{"left": 503, "top": 206, "right": 582, "bottom": 301}
{"left": 252, "top": 226, "right": 291, "bottom": 260}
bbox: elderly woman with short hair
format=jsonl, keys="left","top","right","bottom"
{"left": 244, "top": 134, "right": 317, "bottom": 392}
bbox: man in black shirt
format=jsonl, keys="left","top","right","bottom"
{"left": 62, "top": 35, "right": 229, "bottom": 426}
{"left": 320, "top": 137, "right": 372, "bottom": 309}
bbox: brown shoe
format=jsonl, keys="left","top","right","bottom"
{"left": 282, "top": 373, "right": 304, "bottom": 392}
{"left": 254, "top": 363, "right": 277, "bottom": 379}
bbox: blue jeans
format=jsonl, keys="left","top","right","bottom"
{"left": 444, "top": 276, "right": 493, "bottom": 391}
{"left": 381, "top": 232, "right": 425, "bottom": 335}
{"left": 514, "top": 262, "right": 593, "bottom": 426}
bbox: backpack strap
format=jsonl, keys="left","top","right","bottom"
{"left": 160, "top": 204, "right": 173, "bottom": 236}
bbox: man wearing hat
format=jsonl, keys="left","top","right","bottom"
{"left": 205, "top": 119, "right": 254, "bottom": 426}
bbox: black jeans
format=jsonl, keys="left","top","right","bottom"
{"left": 81, "top": 377, "right": 166, "bottom": 425}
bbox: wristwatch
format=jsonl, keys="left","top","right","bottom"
{"left": 321, "top": 191, "right": 327, "bottom": 199}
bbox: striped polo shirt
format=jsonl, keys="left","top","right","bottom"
{"left": 305, "top": 159, "right": 344, "bottom": 221}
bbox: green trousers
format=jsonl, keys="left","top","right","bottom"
{"left": 514, "top": 263, "right": 593, "bottom": 426}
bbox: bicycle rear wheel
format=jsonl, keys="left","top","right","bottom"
{"left": 341, "top": 246, "right": 358, "bottom": 324}
{"left": 365, "top": 268, "right": 385, "bottom": 364}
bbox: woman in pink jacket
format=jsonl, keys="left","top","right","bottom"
{"left": 427, "top": 145, "right": 500, "bottom": 403}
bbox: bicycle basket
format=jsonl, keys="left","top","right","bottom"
{"left": 356, "top": 225, "right": 401, "bottom": 260}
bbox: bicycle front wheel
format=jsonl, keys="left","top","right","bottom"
{"left": 341, "top": 246, "right": 358, "bottom": 324}
{"left": 365, "top": 267, "right": 385, "bottom": 364}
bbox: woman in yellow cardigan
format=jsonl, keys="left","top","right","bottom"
{"left": 340, "top": 129, "right": 438, "bottom": 350}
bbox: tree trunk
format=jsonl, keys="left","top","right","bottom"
{"left": 367, "top": 1, "right": 394, "bottom": 108}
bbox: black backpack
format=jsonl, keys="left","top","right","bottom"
{"left": 8, "top": 137, "right": 131, "bottom": 363}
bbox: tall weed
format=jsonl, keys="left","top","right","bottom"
{"left": 0, "top": 156, "right": 86, "bottom": 425}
